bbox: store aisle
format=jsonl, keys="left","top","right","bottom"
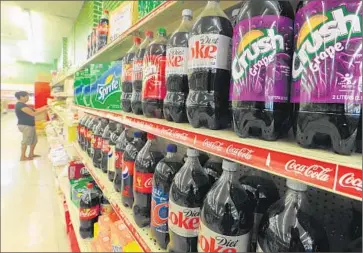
{"left": 1, "top": 113, "right": 70, "bottom": 252}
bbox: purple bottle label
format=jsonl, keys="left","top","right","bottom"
{"left": 291, "top": 0, "right": 363, "bottom": 104}
{"left": 230, "top": 16, "right": 293, "bottom": 103}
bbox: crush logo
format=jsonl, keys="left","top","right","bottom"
{"left": 292, "top": 6, "right": 362, "bottom": 84}
{"left": 97, "top": 73, "right": 120, "bottom": 103}
{"left": 232, "top": 28, "right": 284, "bottom": 81}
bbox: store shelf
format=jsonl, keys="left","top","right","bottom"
{"left": 50, "top": 106, "right": 78, "bottom": 127}
{"left": 74, "top": 105, "right": 362, "bottom": 201}
{"left": 51, "top": 92, "right": 74, "bottom": 98}
{"left": 73, "top": 143, "right": 163, "bottom": 253}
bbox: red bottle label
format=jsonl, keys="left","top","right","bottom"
{"left": 115, "top": 151, "right": 124, "bottom": 169}
{"left": 122, "top": 63, "right": 133, "bottom": 82}
{"left": 132, "top": 59, "right": 143, "bottom": 82}
{"left": 80, "top": 126, "right": 85, "bottom": 135}
{"left": 84, "top": 128, "right": 88, "bottom": 139}
{"left": 93, "top": 135, "right": 103, "bottom": 149}
{"left": 142, "top": 54, "right": 166, "bottom": 99}
{"left": 102, "top": 139, "right": 110, "bottom": 152}
{"left": 79, "top": 205, "right": 100, "bottom": 220}
{"left": 122, "top": 159, "right": 134, "bottom": 197}
{"left": 133, "top": 171, "right": 153, "bottom": 193}
{"left": 87, "top": 130, "right": 93, "bottom": 140}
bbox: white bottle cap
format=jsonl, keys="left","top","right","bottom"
{"left": 182, "top": 9, "right": 192, "bottom": 17}
{"left": 222, "top": 159, "right": 238, "bottom": 172}
{"left": 187, "top": 148, "right": 199, "bottom": 157}
{"left": 286, "top": 179, "right": 308, "bottom": 191}
{"left": 232, "top": 9, "right": 239, "bottom": 17}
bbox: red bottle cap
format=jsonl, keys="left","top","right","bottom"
{"left": 87, "top": 183, "right": 94, "bottom": 189}
{"left": 104, "top": 10, "right": 109, "bottom": 14}
{"left": 134, "top": 37, "right": 141, "bottom": 44}
{"left": 145, "top": 30, "right": 153, "bottom": 38}
{"left": 147, "top": 133, "right": 156, "bottom": 140}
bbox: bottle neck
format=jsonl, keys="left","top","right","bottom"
{"left": 220, "top": 169, "right": 237, "bottom": 182}
{"left": 185, "top": 156, "right": 201, "bottom": 167}
{"left": 284, "top": 188, "right": 308, "bottom": 208}
{"left": 206, "top": 0, "right": 220, "bottom": 9}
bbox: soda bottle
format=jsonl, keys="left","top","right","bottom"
{"left": 163, "top": 9, "right": 193, "bottom": 123}
{"left": 87, "top": 34, "right": 91, "bottom": 59}
{"left": 167, "top": 148, "right": 211, "bottom": 252}
{"left": 78, "top": 114, "right": 89, "bottom": 149}
{"left": 122, "top": 37, "right": 141, "bottom": 112}
{"left": 142, "top": 27, "right": 167, "bottom": 118}
{"left": 92, "top": 26, "right": 98, "bottom": 55}
{"left": 186, "top": 1, "right": 233, "bottom": 130}
{"left": 239, "top": 166, "right": 280, "bottom": 251}
{"left": 100, "top": 195, "right": 113, "bottom": 215}
{"left": 98, "top": 10, "right": 109, "bottom": 50}
{"left": 151, "top": 144, "right": 183, "bottom": 249}
{"left": 86, "top": 117, "right": 99, "bottom": 157}
{"left": 230, "top": 1, "right": 294, "bottom": 141}
{"left": 108, "top": 123, "right": 123, "bottom": 181}
{"left": 133, "top": 134, "right": 164, "bottom": 228}
{"left": 92, "top": 118, "right": 109, "bottom": 169}
{"left": 114, "top": 126, "right": 132, "bottom": 192}
{"left": 82, "top": 115, "right": 93, "bottom": 151}
{"left": 357, "top": 110, "right": 362, "bottom": 153}
{"left": 198, "top": 160, "right": 254, "bottom": 252}
{"left": 203, "top": 156, "right": 223, "bottom": 185}
{"left": 257, "top": 179, "right": 329, "bottom": 252}
{"left": 231, "top": 8, "right": 239, "bottom": 26}
{"left": 101, "top": 121, "right": 114, "bottom": 173}
{"left": 121, "top": 131, "right": 146, "bottom": 207}
{"left": 79, "top": 183, "right": 101, "bottom": 239}
{"left": 132, "top": 31, "right": 154, "bottom": 115}
{"left": 292, "top": 0, "right": 362, "bottom": 155}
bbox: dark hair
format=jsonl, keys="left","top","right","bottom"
{"left": 15, "top": 91, "right": 29, "bottom": 99}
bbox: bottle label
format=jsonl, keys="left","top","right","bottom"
{"left": 291, "top": 1, "right": 362, "bottom": 104}
{"left": 168, "top": 200, "right": 200, "bottom": 237}
{"left": 107, "top": 145, "right": 116, "bottom": 173}
{"left": 166, "top": 47, "right": 188, "bottom": 75}
{"left": 198, "top": 222, "right": 250, "bottom": 252}
{"left": 121, "top": 161, "right": 134, "bottom": 197}
{"left": 115, "top": 150, "right": 124, "bottom": 169}
{"left": 188, "top": 34, "right": 231, "bottom": 71}
{"left": 79, "top": 205, "right": 100, "bottom": 221}
{"left": 132, "top": 59, "right": 143, "bottom": 82}
{"left": 122, "top": 62, "right": 133, "bottom": 82}
{"left": 133, "top": 171, "right": 153, "bottom": 193}
{"left": 87, "top": 130, "right": 93, "bottom": 140}
{"left": 231, "top": 15, "right": 293, "bottom": 103}
{"left": 151, "top": 186, "right": 169, "bottom": 232}
{"left": 84, "top": 128, "right": 88, "bottom": 139}
{"left": 142, "top": 54, "right": 167, "bottom": 99}
{"left": 93, "top": 135, "right": 103, "bottom": 149}
{"left": 80, "top": 126, "right": 85, "bottom": 135}
{"left": 102, "top": 139, "right": 110, "bottom": 152}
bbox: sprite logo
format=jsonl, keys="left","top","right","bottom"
{"left": 97, "top": 72, "right": 120, "bottom": 104}
{"left": 232, "top": 28, "right": 284, "bottom": 81}
{"left": 292, "top": 6, "right": 362, "bottom": 83}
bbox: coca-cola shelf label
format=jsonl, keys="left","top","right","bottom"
{"left": 189, "top": 34, "right": 232, "bottom": 71}
{"left": 168, "top": 200, "right": 200, "bottom": 237}
{"left": 115, "top": 150, "right": 123, "bottom": 169}
{"left": 151, "top": 186, "right": 169, "bottom": 232}
{"left": 198, "top": 222, "right": 250, "bottom": 252}
{"left": 133, "top": 171, "right": 153, "bottom": 194}
{"left": 336, "top": 166, "right": 362, "bottom": 199}
{"left": 107, "top": 145, "right": 116, "bottom": 173}
{"left": 166, "top": 47, "right": 188, "bottom": 75}
{"left": 142, "top": 55, "right": 166, "bottom": 99}
{"left": 79, "top": 205, "right": 100, "bottom": 220}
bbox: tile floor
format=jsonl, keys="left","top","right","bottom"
{"left": 1, "top": 112, "right": 70, "bottom": 252}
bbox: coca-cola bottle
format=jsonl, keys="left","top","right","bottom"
{"left": 163, "top": 9, "right": 193, "bottom": 123}
{"left": 101, "top": 121, "right": 116, "bottom": 174}
{"left": 167, "top": 148, "right": 211, "bottom": 252}
{"left": 108, "top": 123, "right": 123, "bottom": 181}
{"left": 132, "top": 31, "right": 154, "bottom": 115}
{"left": 114, "top": 126, "right": 132, "bottom": 192}
{"left": 203, "top": 156, "right": 223, "bottom": 185}
{"left": 186, "top": 0, "right": 233, "bottom": 130}
{"left": 86, "top": 117, "right": 99, "bottom": 157}
{"left": 198, "top": 160, "right": 254, "bottom": 252}
{"left": 142, "top": 27, "right": 167, "bottom": 118}
{"left": 133, "top": 134, "right": 164, "bottom": 228}
{"left": 151, "top": 144, "right": 183, "bottom": 249}
{"left": 121, "top": 131, "right": 146, "bottom": 207}
{"left": 257, "top": 179, "right": 329, "bottom": 252}
{"left": 122, "top": 37, "right": 141, "bottom": 112}
{"left": 92, "top": 118, "right": 109, "bottom": 169}
{"left": 82, "top": 115, "right": 93, "bottom": 151}
{"left": 78, "top": 114, "right": 89, "bottom": 149}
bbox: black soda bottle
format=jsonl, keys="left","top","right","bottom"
{"left": 231, "top": 1, "right": 294, "bottom": 141}
{"left": 231, "top": 8, "right": 239, "bottom": 26}
{"left": 107, "top": 122, "right": 123, "bottom": 181}
{"left": 167, "top": 149, "right": 211, "bottom": 252}
{"left": 78, "top": 114, "right": 88, "bottom": 149}
{"left": 92, "top": 118, "right": 108, "bottom": 169}
{"left": 257, "top": 179, "right": 329, "bottom": 252}
{"left": 121, "top": 131, "right": 146, "bottom": 207}
{"left": 97, "top": 10, "right": 109, "bottom": 50}
{"left": 186, "top": 0, "right": 233, "bottom": 130}
{"left": 198, "top": 160, "right": 254, "bottom": 252}
{"left": 151, "top": 144, "right": 183, "bottom": 249}
{"left": 86, "top": 117, "right": 99, "bottom": 157}
{"left": 163, "top": 9, "right": 193, "bottom": 123}
{"left": 292, "top": 0, "right": 362, "bottom": 155}
{"left": 132, "top": 31, "right": 154, "bottom": 115}
{"left": 133, "top": 134, "right": 164, "bottom": 228}
{"left": 114, "top": 126, "right": 132, "bottom": 192}
{"left": 101, "top": 121, "right": 116, "bottom": 174}
{"left": 122, "top": 37, "right": 141, "bottom": 112}
{"left": 142, "top": 28, "right": 167, "bottom": 118}
{"left": 79, "top": 183, "right": 101, "bottom": 239}
{"left": 203, "top": 155, "right": 223, "bottom": 185}
{"left": 82, "top": 115, "right": 93, "bottom": 151}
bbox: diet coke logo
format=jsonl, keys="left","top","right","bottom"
{"left": 225, "top": 145, "right": 253, "bottom": 160}
{"left": 161, "top": 128, "right": 188, "bottom": 141}
{"left": 285, "top": 160, "right": 332, "bottom": 182}
{"left": 339, "top": 173, "right": 362, "bottom": 192}
{"left": 202, "top": 139, "right": 224, "bottom": 152}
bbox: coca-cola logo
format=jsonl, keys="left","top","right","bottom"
{"left": 144, "top": 177, "right": 152, "bottom": 188}
{"left": 203, "top": 139, "right": 224, "bottom": 152}
{"left": 169, "top": 210, "right": 200, "bottom": 231}
{"left": 285, "top": 160, "right": 332, "bottom": 182}
{"left": 226, "top": 145, "right": 253, "bottom": 160}
{"left": 79, "top": 206, "right": 99, "bottom": 220}
{"left": 161, "top": 129, "right": 188, "bottom": 141}
{"left": 199, "top": 235, "right": 239, "bottom": 253}
{"left": 190, "top": 35, "right": 218, "bottom": 59}
{"left": 339, "top": 173, "right": 362, "bottom": 191}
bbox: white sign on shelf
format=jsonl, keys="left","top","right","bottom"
{"left": 109, "top": 3, "right": 133, "bottom": 43}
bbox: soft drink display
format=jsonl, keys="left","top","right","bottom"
{"left": 114, "top": 126, "right": 132, "bottom": 192}
{"left": 133, "top": 134, "right": 164, "bottom": 228}
{"left": 121, "top": 131, "right": 146, "bottom": 207}
{"left": 101, "top": 121, "right": 116, "bottom": 174}
{"left": 122, "top": 37, "right": 141, "bottom": 112}
{"left": 92, "top": 118, "right": 109, "bottom": 169}
{"left": 239, "top": 166, "right": 280, "bottom": 251}
{"left": 163, "top": 9, "right": 193, "bottom": 123}
{"left": 98, "top": 10, "right": 109, "bottom": 50}
{"left": 132, "top": 31, "right": 154, "bottom": 115}
{"left": 257, "top": 179, "right": 329, "bottom": 252}
{"left": 186, "top": 1, "right": 233, "bottom": 130}
{"left": 107, "top": 122, "right": 122, "bottom": 181}
{"left": 198, "top": 160, "right": 254, "bottom": 252}
{"left": 151, "top": 144, "right": 183, "bottom": 249}
{"left": 168, "top": 148, "right": 211, "bottom": 252}
{"left": 79, "top": 183, "right": 101, "bottom": 239}
{"left": 86, "top": 117, "right": 99, "bottom": 157}
{"left": 231, "top": 1, "right": 294, "bottom": 141}
{"left": 292, "top": 0, "right": 362, "bottom": 155}
{"left": 203, "top": 156, "right": 223, "bottom": 185}
{"left": 142, "top": 27, "right": 167, "bottom": 118}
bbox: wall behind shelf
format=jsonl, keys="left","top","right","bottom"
{"left": 1, "top": 61, "right": 53, "bottom": 84}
